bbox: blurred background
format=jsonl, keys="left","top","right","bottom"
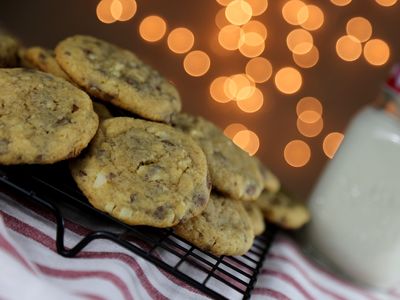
{"left": 1, "top": 0, "right": 399, "bottom": 199}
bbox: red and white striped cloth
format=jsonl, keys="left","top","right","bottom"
{"left": 0, "top": 191, "right": 399, "bottom": 300}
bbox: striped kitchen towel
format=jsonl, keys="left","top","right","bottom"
{"left": 0, "top": 192, "right": 399, "bottom": 300}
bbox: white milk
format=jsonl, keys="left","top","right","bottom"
{"left": 307, "top": 106, "right": 400, "bottom": 288}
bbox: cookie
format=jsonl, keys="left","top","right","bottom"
{"left": 18, "top": 48, "right": 36, "bottom": 68}
{"left": 174, "top": 193, "right": 254, "bottom": 256}
{"left": 92, "top": 102, "right": 113, "bottom": 120}
{"left": 171, "top": 113, "right": 264, "bottom": 201}
{"left": 0, "top": 32, "right": 20, "bottom": 67}
{"left": 21, "top": 47, "right": 71, "bottom": 81}
{"left": 70, "top": 117, "right": 211, "bottom": 228}
{"left": 0, "top": 68, "right": 99, "bottom": 164}
{"left": 55, "top": 35, "right": 181, "bottom": 122}
{"left": 256, "top": 191, "right": 310, "bottom": 229}
{"left": 244, "top": 202, "right": 265, "bottom": 236}
{"left": 254, "top": 157, "right": 280, "bottom": 193}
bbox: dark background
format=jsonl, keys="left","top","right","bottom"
{"left": 1, "top": 0, "right": 399, "bottom": 199}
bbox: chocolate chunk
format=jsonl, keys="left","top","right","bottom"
{"left": 153, "top": 206, "right": 167, "bottom": 219}
{"left": 72, "top": 104, "right": 79, "bottom": 113}
{"left": 129, "top": 193, "right": 137, "bottom": 203}
{"left": 79, "top": 170, "right": 87, "bottom": 177}
{"left": 0, "top": 139, "right": 9, "bottom": 155}
{"left": 55, "top": 117, "right": 71, "bottom": 126}
{"left": 245, "top": 184, "right": 257, "bottom": 196}
{"left": 83, "top": 48, "right": 94, "bottom": 56}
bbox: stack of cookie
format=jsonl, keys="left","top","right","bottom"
{"left": 0, "top": 33, "right": 310, "bottom": 256}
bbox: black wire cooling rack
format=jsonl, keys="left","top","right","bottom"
{"left": 0, "top": 163, "right": 276, "bottom": 299}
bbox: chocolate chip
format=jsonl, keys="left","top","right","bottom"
{"left": 71, "top": 104, "right": 79, "bottom": 113}
{"left": 153, "top": 206, "right": 166, "bottom": 219}
{"left": 194, "top": 194, "right": 208, "bottom": 207}
{"left": 64, "top": 51, "right": 71, "bottom": 56}
{"left": 55, "top": 117, "right": 71, "bottom": 126}
{"left": 39, "top": 52, "right": 46, "bottom": 61}
{"left": 0, "top": 139, "right": 9, "bottom": 155}
{"left": 161, "top": 140, "right": 175, "bottom": 147}
{"left": 82, "top": 48, "right": 93, "bottom": 56}
{"left": 107, "top": 172, "right": 117, "bottom": 180}
{"left": 129, "top": 193, "right": 137, "bottom": 203}
{"left": 245, "top": 184, "right": 257, "bottom": 196}
{"left": 79, "top": 170, "right": 87, "bottom": 177}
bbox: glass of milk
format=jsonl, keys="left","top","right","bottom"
{"left": 306, "top": 64, "right": 400, "bottom": 289}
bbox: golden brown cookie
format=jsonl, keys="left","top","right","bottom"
{"left": 70, "top": 117, "right": 211, "bottom": 228}
{"left": 171, "top": 113, "right": 264, "bottom": 201}
{"left": 174, "top": 193, "right": 254, "bottom": 256}
{"left": 0, "top": 68, "right": 99, "bottom": 164}
{"left": 55, "top": 35, "right": 181, "bottom": 122}
{"left": 256, "top": 191, "right": 310, "bottom": 229}
{"left": 254, "top": 157, "right": 281, "bottom": 193}
{"left": 244, "top": 202, "right": 265, "bottom": 235}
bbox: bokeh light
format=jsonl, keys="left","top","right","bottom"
{"left": 297, "top": 97, "right": 323, "bottom": 117}
{"left": 299, "top": 5, "right": 324, "bottom": 31}
{"left": 224, "top": 123, "right": 247, "bottom": 138}
{"left": 210, "top": 76, "right": 231, "bottom": 103}
{"left": 323, "top": 132, "right": 344, "bottom": 158}
{"left": 225, "top": 73, "right": 255, "bottom": 100}
{"left": 238, "top": 33, "right": 265, "bottom": 57}
{"left": 330, "top": 0, "right": 352, "bottom": 6}
{"left": 375, "top": 0, "right": 398, "bottom": 6}
{"left": 336, "top": 35, "right": 362, "bottom": 61}
{"left": 241, "top": 20, "right": 267, "bottom": 41}
{"left": 274, "top": 67, "right": 302, "bottom": 94}
{"left": 245, "top": 57, "right": 272, "bottom": 83}
{"left": 118, "top": 0, "right": 137, "bottom": 21}
{"left": 215, "top": 7, "right": 230, "bottom": 29}
{"left": 246, "top": 0, "right": 268, "bottom": 16}
{"left": 286, "top": 29, "right": 314, "bottom": 55}
{"left": 110, "top": 0, "right": 123, "bottom": 20}
{"left": 233, "top": 130, "right": 260, "bottom": 156}
{"left": 297, "top": 117, "right": 324, "bottom": 137}
{"left": 293, "top": 45, "right": 319, "bottom": 68}
{"left": 218, "top": 25, "right": 244, "bottom": 50}
{"left": 363, "top": 39, "right": 390, "bottom": 66}
{"left": 96, "top": 0, "right": 116, "bottom": 24}
{"left": 225, "top": 0, "right": 253, "bottom": 26}
{"left": 282, "top": 0, "right": 309, "bottom": 25}
{"left": 236, "top": 88, "right": 264, "bottom": 113}
{"left": 167, "top": 27, "right": 194, "bottom": 54}
{"left": 298, "top": 110, "right": 321, "bottom": 123}
{"left": 139, "top": 16, "right": 167, "bottom": 42}
{"left": 346, "top": 17, "right": 372, "bottom": 43}
{"left": 284, "top": 140, "right": 311, "bottom": 167}
{"left": 183, "top": 50, "right": 211, "bottom": 77}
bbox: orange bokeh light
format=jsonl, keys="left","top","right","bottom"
{"left": 139, "top": 16, "right": 167, "bottom": 42}
{"left": 246, "top": 0, "right": 268, "bottom": 16}
{"left": 323, "top": 132, "right": 344, "bottom": 158}
{"left": 218, "top": 25, "right": 244, "bottom": 50}
{"left": 233, "top": 130, "right": 260, "bottom": 156}
{"left": 183, "top": 50, "right": 211, "bottom": 77}
{"left": 330, "top": 0, "right": 352, "bottom": 6}
{"left": 375, "top": 0, "right": 398, "bottom": 6}
{"left": 298, "top": 111, "right": 321, "bottom": 123}
{"left": 96, "top": 0, "right": 116, "bottom": 24}
{"left": 167, "top": 27, "right": 194, "bottom": 54}
{"left": 245, "top": 57, "right": 272, "bottom": 83}
{"left": 346, "top": 17, "right": 372, "bottom": 43}
{"left": 286, "top": 28, "right": 313, "bottom": 55}
{"left": 274, "top": 67, "right": 302, "bottom": 94}
{"left": 239, "top": 33, "right": 265, "bottom": 57}
{"left": 109, "top": 0, "right": 137, "bottom": 21}
{"left": 363, "top": 39, "right": 390, "bottom": 66}
{"left": 292, "top": 45, "right": 319, "bottom": 68}
{"left": 284, "top": 140, "right": 311, "bottom": 167}
{"left": 224, "top": 123, "right": 247, "bottom": 139}
{"left": 282, "top": 0, "right": 309, "bottom": 25}
{"left": 210, "top": 76, "right": 231, "bottom": 103}
{"left": 241, "top": 20, "right": 267, "bottom": 41}
{"left": 336, "top": 35, "right": 362, "bottom": 61}
{"left": 299, "top": 5, "right": 324, "bottom": 31}
{"left": 110, "top": 0, "right": 123, "bottom": 20}
{"left": 225, "top": 73, "right": 255, "bottom": 101}
{"left": 297, "top": 96, "right": 323, "bottom": 117}
{"left": 297, "top": 117, "right": 323, "bottom": 137}
{"left": 236, "top": 88, "right": 264, "bottom": 113}
{"left": 225, "top": 0, "right": 253, "bottom": 25}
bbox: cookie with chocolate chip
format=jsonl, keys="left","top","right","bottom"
{"left": 244, "top": 202, "right": 265, "bottom": 236}
{"left": 20, "top": 47, "right": 71, "bottom": 81}
{"left": 171, "top": 113, "right": 264, "bottom": 201}
{"left": 174, "top": 193, "right": 254, "bottom": 256}
{"left": 70, "top": 117, "right": 211, "bottom": 227}
{"left": 0, "top": 32, "right": 20, "bottom": 67}
{"left": 254, "top": 157, "right": 281, "bottom": 193}
{"left": 0, "top": 68, "right": 99, "bottom": 164}
{"left": 256, "top": 191, "right": 310, "bottom": 229}
{"left": 55, "top": 35, "right": 181, "bottom": 122}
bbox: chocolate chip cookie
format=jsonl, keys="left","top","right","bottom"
{"left": 0, "top": 68, "right": 99, "bottom": 164}
{"left": 70, "top": 117, "right": 211, "bottom": 228}
{"left": 254, "top": 157, "right": 281, "bottom": 193}
{"left": 244, "top": 202, "right": 265, "bottom": 235}
{"left": 0, "top": 32, "right": 20, "bottom": 67}
{"left": 55, "top": 35, "right": 181, "bottom": 122}
{"left": 174, "top": 193, "right": 254, "bottom": 256}
{"left": 256, "top": 191, "right": 310, "bottom": 229}
{"left": 21, "top": 47, "right": 71, "bottom": 81}
{"left": 171, "top": 113, "right": 264, "bottom": 201}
